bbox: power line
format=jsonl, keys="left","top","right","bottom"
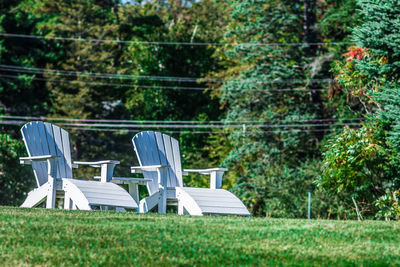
{"left": 0, "top": 74, "right": 208, "bottom": 91}
{"left": 64, "top": 127, "right": 341, "bottom": 134}
{"left": 0, "top": 115, "right": 364, "bottom": 124}
{"left": 0, "top": 73, "right": 330, "bottom": 92}
{"left": 0, "top": 32, "right": 355, "bottom": 47}
{"left": 0, "top": 65, "right": 206, "bottom": 82}
{"left": 0, "top": 118, "right": 362, "bottom": 129}
{"left": 60, "top": 122, "right": 362, "bottom": 129}
{"left": 0, "top": 121, "right": 358, "bottom": 135}
{"left": 0, "top": 64, "right": 334, "bottom": 84}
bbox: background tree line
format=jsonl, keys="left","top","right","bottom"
{"left": 1, "top": 0, "right": 399, "bottom": 220}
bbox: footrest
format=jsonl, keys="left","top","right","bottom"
{"left": 63, "top": 179, "right": 138, "bottom": 210}
{"left": 176, "top": 187, "right": 250, "bottom": 216}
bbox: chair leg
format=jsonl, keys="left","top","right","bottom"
{"left": 178, "top": 201, "right": 184, "bottom": 215}
{"left": 116, "top": 207, "right": 126, "bottom": 212}
{"left": 45, "top": 159, "right": 58, "bottom": 209}
{"left": 128, "top": 183, "right": 140, "bottom": 205}
{"left": 46, "top": 179, "right": 56, "bottom": 209}
{"left": 64, "top": 192, "right": 72, "bottom": 210}
{"left": 158, "top": 188, "right": 166, "bottom": 213}
{"left": 20, "top": 183, "right": 50, "bottom": 208}
{"left": 139, "top": 192, "right": 160, "bottom": 213}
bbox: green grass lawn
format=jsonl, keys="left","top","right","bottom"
{"left": 0, "top": 207, "right": 399, "bottom": 266}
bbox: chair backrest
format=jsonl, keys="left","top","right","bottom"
{"left": 21, "top": 121, "right": 73, "bottom": 186}
{"left": 132, "top": 131, "right": 183, "bottom": 195}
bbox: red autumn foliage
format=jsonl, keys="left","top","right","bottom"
{"left": 343, "top": 46, "right": 367, "bottom": 62}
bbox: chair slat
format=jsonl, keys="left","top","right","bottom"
{"left": 144, "top": 131, "right": 161, "bottom": 165}
{"left": 155, "top": 131, "right": 169, "bottom": 175}
{"left": 44, "top": 122, "right": 57, "bottom": 156}
{"left": 25, "top": 122, "right": 47, "bottom": 185}
{"left": 171, "top": 137, "right": 183, "bottom": 187}
{"left": 61, "top": 128, "right": 73, "bottom": 178}
{"left": 37, "top": 122, "right": 50, "bottom": 155}
{"left": 142, "top": 132, "right": 158, "bottom": 165}
{"left": 141, "top": 132, "right": 160, "bottom": 194}
{"left": 21, "top": 124, "right": 45, "bottom": 186}
{"left": 133, "top": 133, "right": 158, "bottom": 194}
{"left": 36, "top": 122, "right": 52, "bottom": 182}
{"left": 44, "top": 122, "right": 60, "bottom": 178}
{"left": 162, "top": 133, "right": 178, "bottom": 188}
{"left": 31, "top": 122, "right": 45, "bottom": 155}
{"left": 52, "top": 124, "right": 67, "bottom": 179}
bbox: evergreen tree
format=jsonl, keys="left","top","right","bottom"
{"left": 219, "top": 0, "right": 358, "bottom": 217}
{"left": 354, "top": 0, "right": 400, "bottom": 149}
{"left": 0, "top": 0, "right": 53, "bottom": 117}
{"left": 25, "top": 0, "right": 232, "bottom": 179}
{"left": 0, "top": 0, "right": 56, "bottom": 205}
{"left": 319, "top": 0, "right": 400, "bottom": 218}
{"left": 122, "top": 0, "right": 232, "bottom": 186}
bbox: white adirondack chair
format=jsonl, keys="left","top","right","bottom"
{"left": 19, "top": 121, "right": 138, "bottom": 211}
{"left": 130, "top": 131, "right": 250, "bottom": 216}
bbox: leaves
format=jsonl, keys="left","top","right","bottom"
{"left": 0, "top": 134, "right": 34, "bottom": 206}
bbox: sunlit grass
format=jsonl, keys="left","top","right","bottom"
{"left": 0, "top": 206, "right": 399, "bottom": 266}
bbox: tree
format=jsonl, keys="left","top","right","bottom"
{"left": 122, "top": 0, "right": 232, "bottom": 186}
{"left": 7, "top": 0, "right": 233, "bottom": 180}
{"left": 218, "top": 0, "right": 359, "bottom": 217}
{"left": 1, "top": 0, "right": 235, "bottom": 204}
{"left": 319, "top": 0, "right": 400, "bottom": 218}
{"left": 0, "top": 0, "right": 52, "bottom": 117}
{"left": 0, "top": 134, "right": 33, "bottom": 206}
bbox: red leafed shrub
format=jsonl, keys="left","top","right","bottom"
{"left": 343, "top": 46, "right": 367, "bottom": 61}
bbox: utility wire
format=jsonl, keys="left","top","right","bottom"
{"left": 0, "top": 64, "right": 334, "bottom": 84}
{"left": 0, "top": 121, "right": 357, "bottom": 135}
{"left": 59, "top": 122, "right": 362, "bottom": 129}
{"left": 0, "top": 65, "right": 206, "bottom": 82}
{"left": 0, "top": 115, "right": 364, "bottom": 124}
{"left": 0, "top": 74, "right": 329, "bottom": 92}
{"left": 64, "top": 127, "right": 340, "bottom": 134}
{"left": 0, "top": 118, "right": 361, "bottom": 129}
{"left": 0, "top": 32, "right": 355, "bottom": 47}
{"left": 0, "top": 74, "right": 208, "bottom": 91}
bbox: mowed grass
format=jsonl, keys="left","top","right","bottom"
{"left": 0, "top": 207, "right": 399, "bottom": 266}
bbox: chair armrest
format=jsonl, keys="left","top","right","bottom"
{"left": 19, "top": 155, "right": 59, "bottom": 178}
{"left": 72, "top": 160, "right": 120, "bottom": 168}
{"left": 183, "top": 168, "right": 228, "bottom": 176}
{"left": 73, "top": 160, "right": 120, "bottom": 183}
{"left": 183, "top": 168, "right": 228, "bottom": 189}
{"left": 111, "top": 177, "right": 153, "bottom": 204}
{"left": 131, "top": 165, "right": 169, "bottom": 189}
{"left": 111, "top": 177, "right": 153, "bottom": 185}
{"left": 131, "top": 165, "right": 168, "bottom": 174}
{"left": 20, "top": 155, "right": 59, "bottom": 165}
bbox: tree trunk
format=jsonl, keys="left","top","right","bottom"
{"left": 304, "top": 0, "right": 324, "bottom": 140}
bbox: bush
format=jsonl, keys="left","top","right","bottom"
{"left": 0, "top": 133, "right": 33, "bottom": 206}
{"left": 375, "top": 190, "right": 400, "bottom": 221}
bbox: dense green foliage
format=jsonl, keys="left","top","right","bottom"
{"left": 320, "top": 0, "right": 400, "bottom": 218}
{"left": 217, "top": 0, "right": 360, "bottom": 217}
{"left": 1, "top": 0, "right": 399, "bottom": 220}
{"left": 375, "top": 189, "right": 400, "bottom": 220}
{"left": 0, "top": 0, "right": 51, "bottom": 115}
{"left": 0, "top": 134, "right": 32, "bottom": 206}
{"left": 1, "top": 207, "right": 400, "bottom": 265}
{"left": 0, "top": 0, "right": 231, "bottom": 199}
